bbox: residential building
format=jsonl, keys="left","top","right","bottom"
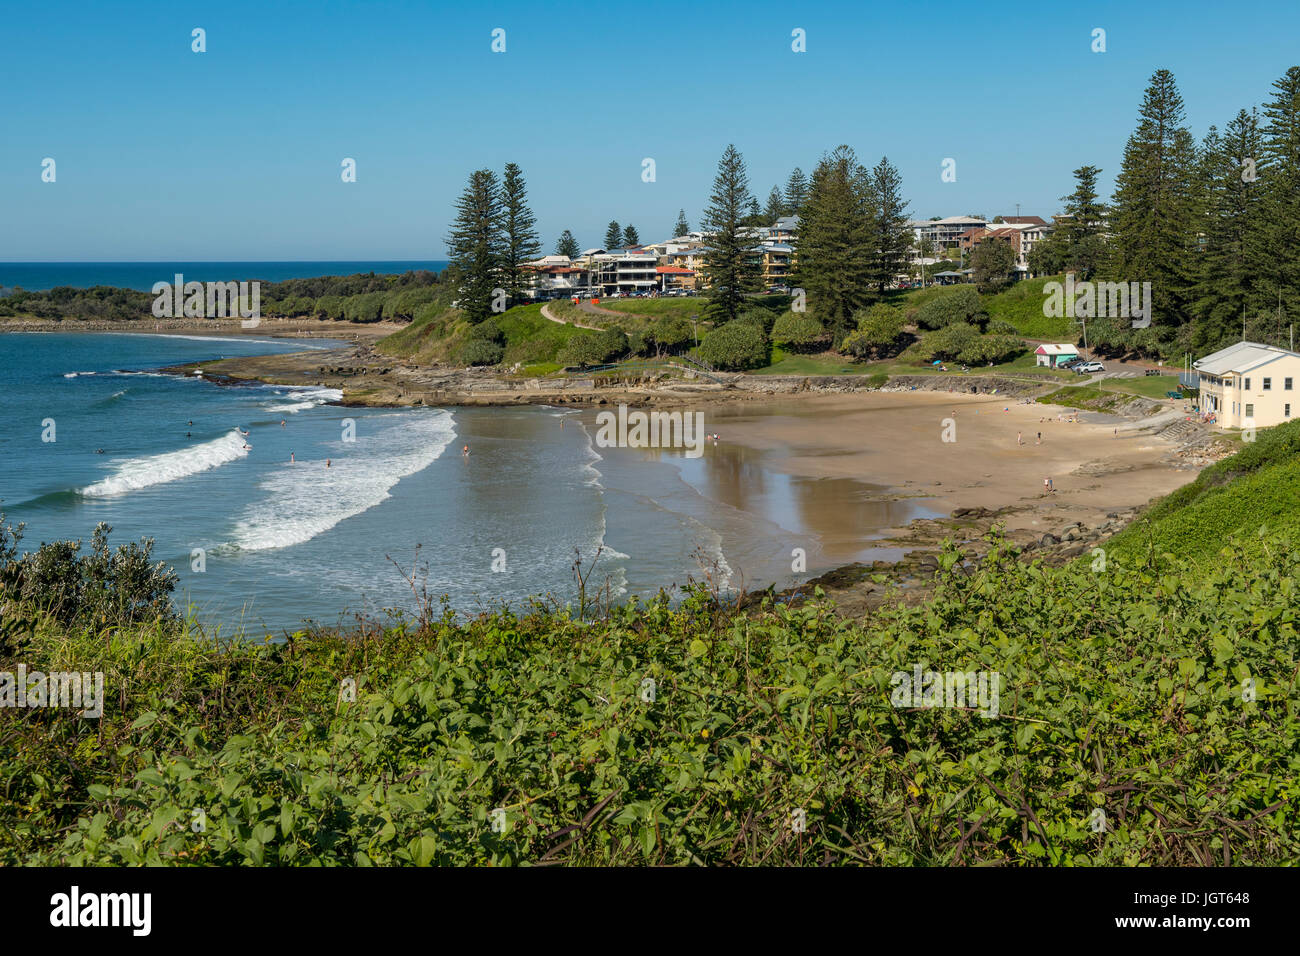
{"left": 755, "top": 242, "right": 794, "bottom": 287}
{"left": 591, "top": 249, "right": 659, "bottom": 294}
{"left": 910, "top": 216, "right": 989, "bottom": 253}
{"left": 1193, "top": 341, "right": 1300, "bottom": 429}
{"left": 656, "top": 265, "right": 696, "bottom": 291}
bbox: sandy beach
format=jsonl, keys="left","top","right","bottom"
{"left": 706, "top": 390, "right": 1201, "bottom": 548}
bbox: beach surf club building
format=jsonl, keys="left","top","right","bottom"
{"left": 1193, "top": 341, "right": 1300, "bottom": 429}
{"left": 1035, "top": 343, "right": 1079, "bottom": 368}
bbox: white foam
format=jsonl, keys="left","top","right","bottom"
{"left": 63, "top": 371, "right": 95, "bottom": 378}
{"left": 264, "top": 386, "right": 344, "bottom": 414}
{"left": 82, "top": 429, "right": 250, "bottom": 497}
{"left": 228, "top": 410, "right": 456, "bottom": 551}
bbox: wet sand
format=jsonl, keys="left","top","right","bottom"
{"left": 703, "top": 391, "right": 1199, "bottom": 545}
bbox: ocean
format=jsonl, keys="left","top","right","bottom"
{"left": 0, "top": 332, "right": 931, "bottom": 633}
{"left": 0, "top": 262, "right": 451, "bottom": 293}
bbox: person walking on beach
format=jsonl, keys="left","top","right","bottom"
{"left": 1044, "top": 476, "right": 1054, "bottom": 494}
{"left": 1017, "top": 431, "right": 1023, "bottom": 446}
{"left": 1036, "top": 431, "right": 1041, "bottom": 445}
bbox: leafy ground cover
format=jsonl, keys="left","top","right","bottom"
{"left": 3, "top": 506, "right": 1297, "bottom": 865}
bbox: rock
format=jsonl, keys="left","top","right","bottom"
{"left": 1040, "top": 533, "right": 1060, "bottom": 547}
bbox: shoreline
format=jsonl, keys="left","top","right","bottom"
{"left": 7, "top": 318, "right": 1227, "bottom": 620}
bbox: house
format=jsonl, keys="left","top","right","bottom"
{"left": 656, "top": 265, "right": 695, "bottom": 291}
{"left": 1193, "top": 341, "right": 1300, "bottom": 429}
{"left": 1035, "top": 343, "right": 1079, "bottom": 368}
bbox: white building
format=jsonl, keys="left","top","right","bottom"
{"left": 1193, "top": 341, "right": 1300, "bottom": 429}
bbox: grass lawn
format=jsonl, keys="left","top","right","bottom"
{"left": 754, "top": 348, "right": 877, "bottom": 376}
{"left": 1097, "top": 374, "right": 1183, "bottom": 399}
{"left": 602, "top": 299, "right": 711, "bottom": 325}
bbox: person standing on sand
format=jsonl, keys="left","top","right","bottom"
{"left": 1036, "top": 431, "right": 1041, "bottom": 445}
{"left": 1017, "top": 431, "right": 1023, "bottom": 446}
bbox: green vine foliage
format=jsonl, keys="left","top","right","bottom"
{"left": 2, "top": 525, "right": 1297, "bottom": 866}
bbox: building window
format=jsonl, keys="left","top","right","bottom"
{"left": 1245, "top": 378, "right": 1251, "bottom": 390}
{"left": 1264, "top": 377, "right": 1272, "bottom": 390}
{"left": 1246, "top": 403, "right": 1254, "bottom": 418}
{"left": 1287, "top": 378, "right": 1293, "bottom": 390}
{"left": 1287, "top": 404, "right": 1292, "bottom": 418}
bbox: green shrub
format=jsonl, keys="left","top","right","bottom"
{"left": 956, "top": 334, "right": 1026, "bottom": 365}
{"left": 913, "top": 322, "right": 981, "bottom": 361}
{"left": 649, "top": 317, "right": 693, "bottom": 353}
{"left": 459, "top": 339, "right": 504, "bottom": 366}
{"left": 770, "top": 312, "right": 827, "bottom": 351}
{"left": 842, "top": 304, "right": 906, "bottom": 357}
{"left": 0, "top": 519, "right": 176, "bottom": 630}
{"left": 915, "top": 286, "right": 987, "bottom": 330}
{"left": 697, "top": 320, "right": 769, "bottom": 370}
{"left": 559, "top": 329, "right": 627, "bottom": 367}
{"left": 468, "top": 319, "right": 504, "bottom": 344}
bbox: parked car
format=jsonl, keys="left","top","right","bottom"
{"left": 1077, "top": 362, "right": 1106, "bottom": 373}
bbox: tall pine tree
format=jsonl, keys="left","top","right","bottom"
{"left": 1109, "top": 69, "right": 1200, "bottom": 331}
{"left": 792, "top": 145, "right": 874, "bottom": 343}
{"left": 674, "top": 209, "right": 690, "bottom": 237}
{"left": 866, "top": 156, "right": 911, "bottom": 295}
{"left": 1058, "top": 165, "right": 1109, "bottom": 277}
{"left": 764, "top": 186, "right": 786, "bottom": 221}
{"left": 604, "top": 221, "right": 623, "bottom": 250}
{"left": 556, "top": 229, "right": 580, "bottom": 258}
{"left": 1191, "top": 111, "right": 1264, "bottom": 349}
{"left": 501, "top": 163, "right": 541, "bottom": 301}
{"left": 622, "top": 224, "right": 640, "bottom": 248}
{"left": 1254, "top": 67, "right": 1300, "bottom": 324}
{"left": 784, "top": 167, "right": 809, "bottom": 215}
{"left": 701, "top": 144, "right": 761, "bottom": 322}
{"left": 445, "top": 168, "right": 504, "bottom": 324}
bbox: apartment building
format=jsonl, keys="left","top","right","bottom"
{"left": 591, "top": 249, "right": 659, "bottom": 294}
{"left": 1193, "top": 341, "right": 1300, "bottom": 429}
{"left": 910, "top": 216, "right": 989, "bottom": 253}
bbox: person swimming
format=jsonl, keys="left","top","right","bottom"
{"left": 290, "top": 451, "right": 295, "bottom": 463}
{"left": 326, "top": 459, "right": 331, "bottom": 468}
{"left": 280, "top": 420, "right": 286, "bottom": 427}
{"left": 462, "top": 444, "right": 469, "bottom": 457}
{"left": 95, "top": 448, "right": 104, "bottom": 454}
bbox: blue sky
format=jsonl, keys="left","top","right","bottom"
{"left": 3, "top": 0, "right": 1298, "bottom": 260}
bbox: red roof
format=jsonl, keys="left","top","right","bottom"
{"left": 656, "top": 266, "right": 694, "bottom": 274}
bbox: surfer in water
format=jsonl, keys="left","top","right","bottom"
{"left": 326, "top": 459, "right": 331, "bottom": 468}
{"left": 462, "top": 444, "right": 469, "bottom": 457}
{"left": 290, "top": 451, "right": 295, "bottom": 463}
{"left": 280, "top": 420, "right": 286, "bottom": 427}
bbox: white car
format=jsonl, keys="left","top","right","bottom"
{"left": 1077, "top": 362, "right": 1105, "bottom": 373}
